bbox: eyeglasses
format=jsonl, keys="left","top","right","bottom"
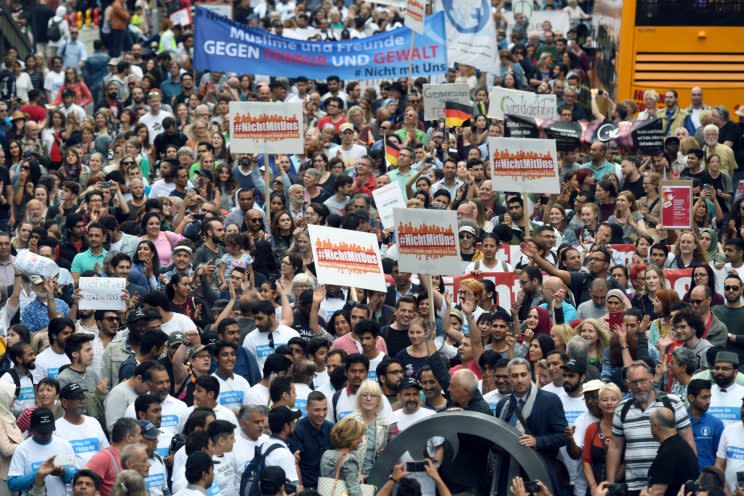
{"left": 386, "top": 369, "right": 404, "bottom": 375}
{"left": 725, "top": 285, "right": 741, "bottom": 291}
{"left": 101, "top": 316, "right": 120, "bottom": 323}
{"left": 628, "top": 377, "right": 650, "bottom": 387}
{"left": 587, "top": 256, "right": 608, "bottom": 263}
{"left": 360, "top": 393, "right": 379, "bottom": 399}
{"left": 122, "top": 161, "right": 135, "bottom": 166}
{"left": 192, "top": 353, "right": 211, "bottom": 360}
{"left": 689, "top": 299, "right": 707, "bottom": 305}
{"left": 248, "top": 218, "right": 262, "bottom": 223}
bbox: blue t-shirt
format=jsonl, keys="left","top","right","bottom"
{"left": 691, "top": 411, "right": 724, "bottom": 470}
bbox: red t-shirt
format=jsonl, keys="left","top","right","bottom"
{"left": 85, "top": 447, "right": 121, "bottom": 496}
{"left": 450, "top": 360, "right": 483, "bottom": 380}
{"left": 19, "top": 104, "right": 46, "bottom": 123}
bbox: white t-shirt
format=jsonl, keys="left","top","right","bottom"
{"left": 260, "top": 437, "right": 299, "bottom": 483}
{"left": 213, "top": 451, "right": 240, "bottom": 496}
{"left": 541, "top": 383, "right": 567, "bottom": 399}
{"left": 179, "top": 404, "right": 238, "bottom": 432}
{"left": 8, "top": 436, "right": 75, "bottom": 496}
{"left": 245, "top": 383, "right": 271, "bottom": 407}
{"left": 213, "top": 373, "right": 252, "bottom": 413}
{"left": 145, "top": 455, "right": 168, "bottom": 496}
{"left": 0, "top": 371, "right": 34, "bottom": 417}
{"left": 483, "top": 390, "right": 507, "bottom": 416}
{"left": 125, "top": 394, "right": 189, "bottom": 437}
{"left": 313, "top": 369, "right": 329, "bottom": 389}
{"left": 717, "top": 421, "right": 744, "bottom": 491}
{"left": 161, "top": 313, "right": 198, "bottom": 335}
{"left": 242, "top": 325, "right": 300, "bottom": 369}
{"left": 392, "top": 408, "right": 443, "bottom": 496}
{"left": 33, "top": 348, "right": 70, "bottom": 382}
{"left": 234, "top": 432, "right": 269, "bottom": 474}
{"left": 138, "top": 111, "right": 174, "bottom": 144}
{"left": 43, "top": 70, "right": 65, "bottom": 102}
{"left": 54, "top": 416, "right": 109, "bottom": 468}
{"left": 710, "top": 383, "right": 744, "bottom": 427}
{"left": 328, "top": 144, "right": 368, "bottom": 168}
{"left": 558, "top": 393, "right": 588, "bottom": 487}
{"left": 294, "top": 383, "right": 312, "bottom": 416}
{"left": 327, "top": 387, "right": 394, "bottom": 423}
{"left": 367, "top": 353, "right": 386, "bottom": 382}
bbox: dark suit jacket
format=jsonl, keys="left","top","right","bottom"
{"left": 373, "top": 304, "right": 395, "bottom": 327}
{"left": 494, "top": 388, "right": 567, "bottom": 459}
{"left": 384, "top": 283, "right": 420, "bottom": 307}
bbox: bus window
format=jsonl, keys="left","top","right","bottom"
{"left": 636, "top": 0, "right": 744, "bottom": 26}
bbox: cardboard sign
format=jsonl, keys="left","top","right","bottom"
{"left": 79, "top": 277, "right": 127, "bottom": 311}
{"left": 661, "top": 180, "right": 693, "bottom": 229}
{"left": 488, "top": 137, "right": 560, "bottom": 194}
{"left": 631, "top": 118, "right": 665, "bottom": 154}
{"left": 372, "top": 182, "right": 408, "bottom": 229}
{"left": 169, "top": 7, "right": 193, "bottom": 26}
{"left": 504, "top": 114, "right": 539, "bottom": 139}
{"left": 488, "top": 87, "right": 557, "bottom": 121}
{"left": 423, "top": 83, "right": 471, "bottom": 121}
{"left": 308, "top": 225, "right": 386, "bottom": 292}
{"left": 14, "top": 250, "right": 59, "bottom": 278}
{"left": 405, "top": 0, "right": 426, "bottom": 34}
{"left": 394, "top": 208, "right": 461, "bottom": 275}
{"left": 229, "top": 102, "right": 304, "bottom": 154}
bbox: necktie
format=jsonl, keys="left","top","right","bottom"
{"left": 509, "top": 398, "right": 525, "bottom": 426}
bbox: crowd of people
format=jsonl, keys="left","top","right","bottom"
{"left": 0, "top": 0, "right": 744, "bottom": 495}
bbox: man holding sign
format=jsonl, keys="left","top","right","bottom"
{"left": 70, "top": 223, "right": 108, "bottom": 284}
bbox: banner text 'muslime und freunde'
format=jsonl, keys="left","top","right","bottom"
{"left": 193, "top": 7, "right": 448, "bottom": 79}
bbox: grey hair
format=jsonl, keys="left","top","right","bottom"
{"left": 566, "top": 336, "right": 589, "bottom": 362}
{"left": 238, "top": 404, "right": 269, "bottom": 421}
{"left": 650, "top": 407, "right": 675, "bottom": 429}
{"left": 120, "top": 444, "right": 148, "bottom": 469}
{"left": 704, "top": 123, "right": 719, "bottom": 136}
{"left": 177, "top": 146, "right": 194, "bottom": 158}
{"left": 628, "top": 359, "right": 653, "bottom": 376}
{"left": 304, "top": 167, "right": 321, "bottom": 181}
{"left": 111, "top": 470, "right": 147, "bottom": 496}
{"left": 452, "top": 369, "right": 478, "bottom": 392}
{"left": 291, "top": 273, "right": 316, "bottom": 292}
{"left": 671, "top": 346, "right": 698, "bottom": 374}
{"left": 714, "top": 105, "right": 730, "bottom": 121}
{"left": 507, "top": 357, "right": 531, "bottom": 374}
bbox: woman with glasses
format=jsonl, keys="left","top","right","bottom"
{"left": 669, "top": 230, "right": 707, "bottom": 269}
{"left": 346, "top": 380, "right": 390, "bottom": 483}
{"left": 457, "top": 225, "right": 482, "bottom": 265}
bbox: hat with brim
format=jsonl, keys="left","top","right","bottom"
{"left": 10, "top": 111, "right": 26, "bottom": 122}
{"left": 582, "top": 379, "right": 605, "bottom": 393}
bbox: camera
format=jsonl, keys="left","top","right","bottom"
{"left": 606, "top": 483, "right": 628, "bottom": 496}
{"left": 524, "top": 480, "right": 540, "bottom": 494}
{"left": 406, "top": 461, "right": 427, "bottom": 472}
{"left": 684, "top": 480, "right": 697, "bottom": 495}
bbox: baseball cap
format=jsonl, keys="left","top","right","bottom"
{"left": 260, "top": 466, "right": 287, "bottom": 494}
{"left": 339, "top": 122, "right": 354, "bottom": 133}
{"left": 126, "top": 308, "right": 147, "bottom": 325}
{"left": 268, "top": 406, "right": 302, "bottom": 432}
{"left": 167, "top": 331, "right": 185, "bottom": 347}
{"left": 561, "top": 359, "right": 587, "bottom": 374}
{"left": 196, "top": 168, "right": 214, "bottom": 181}
{"left": 185, "top": 451, "right": 217, "bottom": 478}
{"left": 60, "top": 383, "right": 86, "bottom": 400}
{"left": 30, "top": 407, "right": 56, "bottom": 434}
{"left": 189, "top": 344, "right": 210, "bottom": 359}
{"left": 29, "top": 275, "right": 44, "bottom": 285}
{"left": 138, "top": 420, "right": 162, "bottom": 440}
{"left": 458, "top": 225, "right": 476, "bottom": 236}
{"left": 173, "top": 245, "right": 193, "bottom": 255}
{"left": 398, "top": 377, "right": 422, "bottom": 391}
{"left": 582, "top": 379, "right": 605, "bottom": 393}
{"left": 299, "top": 289, "right": 314, "bottom": 305}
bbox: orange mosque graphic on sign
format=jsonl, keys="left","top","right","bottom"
{"left": 232, "top": 113, "right": 301, "bottom": 141}
{"left": 491, "top": 149, "right": 555, "bottom": 180}
{"left": 314, "top": 239, "right": 380, "bottom": 274}
{"left": 397, "top": 222, "right": 458, "bottom": 258}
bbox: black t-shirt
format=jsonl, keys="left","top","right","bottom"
{"left": 647, "top": 434, "right": 699, "bottom": 496}
{"left": 291, "top": 310, "right": 326, "bottom": 341}
{"left": 381, "top": 325, "right": 411, "bottom": 358}
{"left": 0, "top": 167, "right": 10, "bottom": 218}
{"left": 570, "top": 271, "right": 623, "bottom": 305}
{"left": 680, "top": 168, "right": 711, "bottom": 186}
{"left": 621, "top": 176, "right": 646, "bottom": 200}
{"left": 720, "top": 121, "right": 740, "bottom": 148}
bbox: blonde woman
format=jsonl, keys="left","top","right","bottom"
{"left": 669, "top": 230, "right": 707, "bottom": 269}
{"left": 608, "top": 191, "right": 650, "bottom": 242}
{"left": 550, "top": 324, "right": 575, "bottom": 353}
{"left": 577, "top": 319, "right": 611, "bottom": 367}
{"left": 320, "top": 416, "right": 367, "bottom": 495}
{"left": 638, "top": 172, "right": 662, "bottom": 227}
{"left": 583, "top": 383, "right": 623, "bottom": 494}
{"left": 347, "top": 381, "right": 389, "bottom": 481}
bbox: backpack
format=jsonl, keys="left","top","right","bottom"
{"left": 332, "top": 389, "right": 342, "bottom": 422}
{"left": 6, "top": 368, "right": 20, "bottom": 399}
{"left": 239, "top": 442, "right": 283, "bottom": 496}
{"left": 619, "top": 391, "right": 674, "bottom": 422}
{"left": 48, "top": 19, "right": 63, "bottom": 42}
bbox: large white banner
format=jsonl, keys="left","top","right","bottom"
{"left": 372, "top": 182, "right": 408, "bottom": 229}
{"left": 308, "top": 225, "right": 387, "bottom": 292}
{"left": 488, "top": 87, "right": 558, "bottom": 120}
{"left": 394, "top": 208, "right": 461, "bottom": 275}
{"left": 502, "top": 10, "right": 571, "bottom": 41}
{"left": 423, "top": 83, "right": 471, "bottom": 121}
{"left": 437, "top": 0, "right": 499, "bottom": 73}
{"left": 488, "top": 137, "right": 560, "bottom": 194}
{"left": 229, "top": 102, "right": 304, "bottom": 154}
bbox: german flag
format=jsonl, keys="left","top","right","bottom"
{"left": 385, "top": 141, "right": 400, "bottom": 167}
{"left": 444, "top": 101, "right": 473, "bottom": 128}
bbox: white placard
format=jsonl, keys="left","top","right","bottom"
{"left": 198, "top": 2, "right": 231, "bottom": 18}
{"left": 14, "top": 250, "right": 59, "bottom": 278}
{"left": 436, "top": 0, "right": 499, "bottom": 74}
{"left": 169, "top": 7, "right": 192, "bottom": 26}
{"left": 229, "top": 102, "right": 304, "bottom": 154}
{"left": 405, "top": 0, "right": 426, "bottom": 34}
{"left": 308, "top": 225, "right": 386, "bottom": 292}
{"left": 372, "top": 182, "right": 407, "bottom": 229}
{"left": 79, "top": 277, "right": 127, "bottom": 311}
{"left": 423, "top": 83, "right": 471, "bottom": 121}
{"left": 394, "top": 208, "right": 461, "bottom": 275}
{"left": 488, "top": 87, "right": 558, "bottom": 121}
{"left": 488, "top": 137, "right": 560, "bottom": 194}
{"left": 373, "top": 0, "right": 407, "bottom": 6}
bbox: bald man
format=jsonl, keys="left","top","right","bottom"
{"left": 576, "top": 278, "right": 608, "bottom": 319}
{"left": 539, "top": 276, "right": 578, "bottom": 324}
{"left": 648, "top": 407, "right": 699, "bottom": 496}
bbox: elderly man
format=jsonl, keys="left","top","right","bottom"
{"left": 703, "top": 124, "right": 738, "bottom": 176}
{"left": 21, "top": 277, "right": 70, "bottom": 333}
{"left": 647, "top": 407, "right": 699, "bottom": 496}
{"left": 120, "top": 444, "right": 151, "bottom": 478}
{"left": 539, "top": 276, "right": 578, "bottom": 324}
{"left": 25, "top": 200, "right": 45, "bottom": 227}
{"left": 685, "top": 87, "right": 710, "bottom": 130}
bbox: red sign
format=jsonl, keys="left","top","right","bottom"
{"left": 661, "top": 181, "right": 693, "bottom": 229}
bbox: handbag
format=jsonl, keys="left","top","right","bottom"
{"left": 317, "top": 452, "right": 375, "bottom": 496}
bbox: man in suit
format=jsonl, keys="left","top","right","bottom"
{"left": 495, "top": 358, "right": 568, "bottom": 494}
{"left": 384, "top": 260, "right": 420, "bottom": 307}
{"left": 368, "top": 290, "right": 395, "bottom": 327}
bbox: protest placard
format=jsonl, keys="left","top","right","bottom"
{"left": 14, "top": 250, "right": 59, "bottom": 278}
{"left": 405, "top": 0, "right": 426, "bottom": 34}
{"left": 488, "top": 137, "right": 560, "bottom": 194}
{"left": 194, "top": 7, "right": 447, "bottom": 80}
{"left": 437, "top": 0, "right": 499, "bottom": 73}
{"left": 372, "top": 182, "right": 407, "bottom": 229}
{"left": 229, "top": 102, "right": 304, "bottom": 154}
{"left": 79, "top": 277, "right": 127, "bottom": 311}
{"left": 169, "top": 7, "right": 192, "bottom": 26}
{"left": 503, "top": 114, "right": 539, "bottom": 139}
{"left": 488, "top": 87, "right": 557, "bottom": 120}
{"left": 394, "top": 208, "right": 460, "bottom": 275}
{"left": 422, "top": 84, "right": 471, "bottom": 121}
{"left": 661, "top": 180, "right": 693, "bottom": 229}
{"left": 308, "top": 225, "right": 386, "bottom": 292}
{"left": 631, "top": 118, "right": 665, "bottom": 154}
{"left": 197, "top": 2, "right": 232, "bottom": 18}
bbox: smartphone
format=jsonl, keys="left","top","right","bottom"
{"left": 99, "top": 181, "right": 111, "bottom": 189}
{"left": 507, "top": 322, "right": 516, "bottom": 337}
{"left": 703, "top": 183, "right": 711, "bottom": 191}
{"left": 54, "top": 455, "right": 74, "bottom": 467}
{"left": 684, "top": 480, "right": 697, "bottom": 495}
{"left": 608, "top": 312, "right": 623, "bottom": 329}
{"left": 193, "top": 213, "right": 205, "bottom": 221}
{"left": 524, "top": 481, "right": 540, "bottom": 495}
{"left": 737, "top": 472, "right": 744, "bottom": 487}
{"left": 406, "top": 461, "right": 427, "bottom": 472}
{"left": 186, "top": 187, "right": 195, "bottom": 194}
{"left": 606, "top": 483, "right": 628, "bottom": 496}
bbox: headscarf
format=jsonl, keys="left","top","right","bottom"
{"left": 0, "top": 381, "right": 16, "bottom": 424}
{"left": 702, "top": 227, "right": 724, "bottom": 263}
{"left": 54, "top": 6, "right": 66, "bottom": 19}
{"left": 530, "top": 306, "right": 553, "bottom": 335}
{"left": 606, "top": 289, "right": 632, "bottom": 309}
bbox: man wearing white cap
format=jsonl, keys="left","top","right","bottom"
{"left": 328, "top": 122, "right": 367, "bottom": 167}
{"left": 569, "top": 379, "right": 604, "bottom": 496}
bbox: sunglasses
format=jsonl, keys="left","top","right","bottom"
{"left": 101, "top": 316, "right": 120, "bottom": 323}
{"left": 725, "top": 285, "right": 741, "bottom": 291}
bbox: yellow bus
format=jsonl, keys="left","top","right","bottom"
{"left": 592, "top": 0, "right": 744, "bottom": 111}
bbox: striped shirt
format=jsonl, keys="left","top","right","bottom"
{"left": 612, "top": 393, "right": 691, "bottom": 491}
